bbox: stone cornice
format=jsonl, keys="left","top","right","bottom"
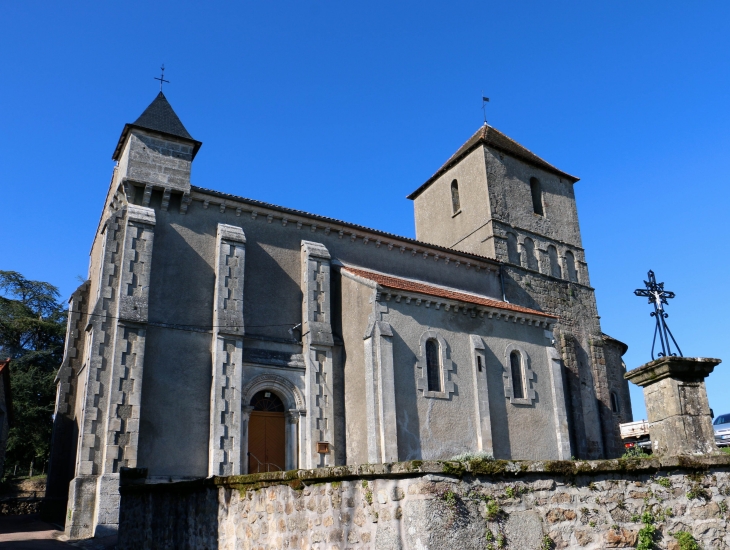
{"left": 189, "top": 186, "right": 502, "bottom": 274}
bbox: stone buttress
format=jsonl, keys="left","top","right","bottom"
{"left": 301, "top": 241, "right": 335, "bottom": 468}
{"left": 45, "top": 281, "right": 90, "bottom": 520}
{"left": 208, "top": 224, "right": 246, "bottom": 476}
{"left": 65, "top": 205, "right": 155, "bottom": 539}
{"left": 363, "top": 298, "right": 399, "bottom": 464}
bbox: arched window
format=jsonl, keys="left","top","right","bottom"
{"left": 611, "top": 392, "right": 620, "bottom": 414}
{"left": 523, "top": 237, "right": 538, "bottom": 271}
{"left": 451, "top": 180, "right": 460, "bottom": 214}
{"left": 425, "top": 338, "right": 442, "bottom": 392}
{"left": 510, "top": 351, "right": 524, "bottom": 399}
{"left": 530, "top": 177, "right": 543, "bottom": 215}
{"left": 250, "top": 390, "right": 285, "bottom": 412}
{"left": 506, "top": 232, "right": 520, "bottom": 265}
{"left": 565, "top": 251, "right": 578, "bottom": 282}
{"left": 547, "top": 245, "right": 562, "bottom": 278}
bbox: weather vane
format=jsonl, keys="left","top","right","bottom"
{"left": 482, "top": 94, "right": 489, "bottom": 124}
{"left": 634, "top": 270, "right": 683, "bottom": 360}
{"left": 154, "top": 64, "right": 169, "bottom": 92}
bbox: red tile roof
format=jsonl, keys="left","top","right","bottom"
{"left": 407, "top": 124, "right": 579, "bottom": 200}
{"left": 342, "top": 267, "right": 556, "bottom": 319}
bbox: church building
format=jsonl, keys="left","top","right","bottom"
{"left": 45, "top": 92, "right": 631, "bottom": 538}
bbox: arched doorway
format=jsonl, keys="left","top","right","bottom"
{"left": 247, "top": 390, "right": 286, "bottom": 473}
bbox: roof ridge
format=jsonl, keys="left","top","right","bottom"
{"left": 342, "top": 265, "right": 556, "bottom": 319}
{"left": 407, "top": 124, "right": 578, "bottom": 200}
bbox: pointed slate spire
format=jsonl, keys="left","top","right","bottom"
{"left": 133, "top": 92, "right": 194, "bottom": 141}
{"left": 113, "top": 92, "right": 202, "bottom": 161}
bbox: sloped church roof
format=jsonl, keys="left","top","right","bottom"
{"left": 112, "top": 92, "right": 202, "bottom": 161}
{"left": 407, "top": 123, "right": 579, "bottom": 200}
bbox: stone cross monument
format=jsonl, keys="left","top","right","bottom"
{"left": 625, "top": 271, "right": 722, "bottom": 455}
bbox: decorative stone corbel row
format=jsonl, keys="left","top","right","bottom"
{"left": 186, "top": 193, "right": 500, "bottom": 275}
{"left": 209, "top": 224, "right": 246, "bottom": 476}
{"left": 376, "top": 290, "right": 553, "bottom": 328}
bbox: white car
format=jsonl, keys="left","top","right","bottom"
{"left": 713, "top": 413, "right": 730, "bottom": 447}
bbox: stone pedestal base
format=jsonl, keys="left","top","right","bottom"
{"left": 625, "top": 357, "right": 721, "bottom": 456}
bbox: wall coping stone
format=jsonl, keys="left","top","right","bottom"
{"left": 119, "top": 454, "right": 730, "bottom": 495}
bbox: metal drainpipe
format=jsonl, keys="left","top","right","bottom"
{"left": 499, "top": 263, "right": 509, "bottom": 303}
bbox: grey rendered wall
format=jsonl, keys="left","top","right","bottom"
{"left": 339, "top": 272, "right": 378, "bottom": 465}
{"left": 412, "top": 147, "right": 490, "bottom": 255}
{"left": 383, "top": 300, "right": 560, "bottom": 461}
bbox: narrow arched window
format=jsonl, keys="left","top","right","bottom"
{"left": 523, "top": 237, "right": 538, "bottom": 271}
{"left": 451, "top": 180, "right": 460, "bottom": 214}
{"left": 530, "top": 177, "right": 543, "bottom": 215}
{"left": 510, "top": 351, "right": 524, "bottom": 399}
{"left": 611, "top": 392, "right": 620, "bottom": 414}
{"left": 565, "top": 251, "right": 577, "bottom": 282}
{"left": 547, "top": 245, "right": 562, "bottom": 278}
{"left": 425, "top": 338, "right": 442, "bottom": 392}
{"left": 506, "top": 232, "right": 520, "bottom": 265}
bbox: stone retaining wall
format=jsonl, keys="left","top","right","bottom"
{"left": 118, "top": 455, "right": 730, "bottom": 550}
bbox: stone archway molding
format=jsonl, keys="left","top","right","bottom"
{"left": 241, "top": 373, "right": 305, "bottom": 411}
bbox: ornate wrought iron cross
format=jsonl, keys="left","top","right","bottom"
{"left": 154, "top": 65, "right": 169, "bottom": 92}
{"left": 634, "top": 270, "right": 683, "bottom": 360}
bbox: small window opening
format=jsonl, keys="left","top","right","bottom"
{"left": 477, "top": 355, "right": 483, "bottom": 372}
{"left": 426, "top": 338, "right": 442, "bottom": 392}
{"left": 611, "top": 392, "right": 620, "bottom": 414}
{"left": 530, "top": 177, "right": 543, "bottom": 215}
{"left": 510, "top": 351, "right": 524, "bottom": 399}
{"left": 451, "top": 180, "right": 460, "bottom": 214}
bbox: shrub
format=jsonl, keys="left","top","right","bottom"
{"left": 673, "top": 531, "right": 700, "bottom": 550}
{"left": 450, "top": 451, "right": 494, "bottom": 461}
{"left": 622, "top": 446, "right": 650, "bottom": 459}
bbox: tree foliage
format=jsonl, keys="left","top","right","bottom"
{"left": 0, "top": 271, "right": 67, "bottom": 471}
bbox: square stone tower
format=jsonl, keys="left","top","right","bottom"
{"left": 408, "top": 124, "right": 632, "bottom": 459}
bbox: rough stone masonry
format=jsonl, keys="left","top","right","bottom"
{"left": 118, "top": 455, "right": 730, "bottom": 550}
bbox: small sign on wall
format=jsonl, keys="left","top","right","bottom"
{"left": 317, "top": 442, "right": 330, "bottom": 454}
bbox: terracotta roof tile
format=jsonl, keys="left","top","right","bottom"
{"left": 342, "top": 267, "right": 556, "bottom": 319}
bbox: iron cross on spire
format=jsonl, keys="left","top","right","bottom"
{"left": 154, "top": 65, "right": 169, "bottom": 92}
{"left": 634, "top": 270, "right": 683, "bottom": 360}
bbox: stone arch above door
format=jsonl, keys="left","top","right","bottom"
{"left": 241, "top": 373, "right": 305, "bottom": 411}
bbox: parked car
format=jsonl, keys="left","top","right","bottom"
{"left": 619, "top": 420, "right": 652, "bottom": 453}
{"left": 714, "top": 413, "right": 730, "bottom": 447}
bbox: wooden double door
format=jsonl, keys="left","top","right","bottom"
{"left": 248, "top": 410, "right": 286, "bottom": 473}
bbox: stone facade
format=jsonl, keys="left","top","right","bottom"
{"left": 47, "top": 93, "right": 630, "bottom": 538}
{"left": 118, "top": 455, "right": 730, "bottom": 550}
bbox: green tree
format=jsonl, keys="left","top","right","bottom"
{"left": 0, "top": 271, "right": 67, "bottom": 473}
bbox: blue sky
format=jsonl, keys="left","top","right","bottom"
{"left": 2, "top": 2, "right": 729, "bottom": 422}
